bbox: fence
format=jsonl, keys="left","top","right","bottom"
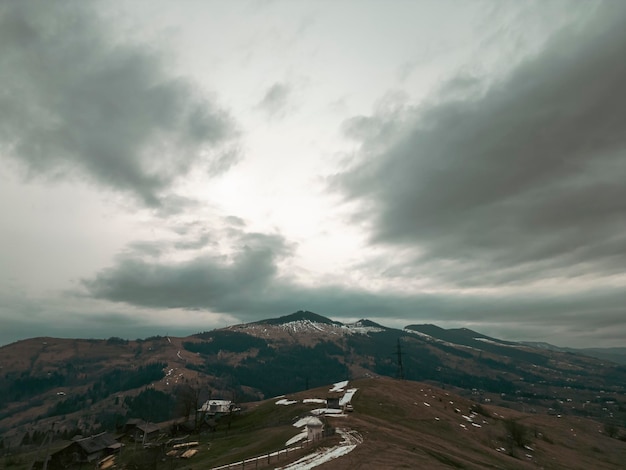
{"left": 209, "top": 438, "right": 316, "bottom": 470}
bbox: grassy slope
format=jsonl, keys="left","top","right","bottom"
{"left": 3, "top": 376, "right": 626, "bottom": 470}
{"left": 176, "top": 377, "right": 626, "bottom": 470}
{"left": 326, "top": 377, "right": 626, "bottom": 469}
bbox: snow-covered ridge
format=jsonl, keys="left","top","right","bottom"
{"left": 276, "top": 319, "right": 384, "bottom": 335}
{"left": 403, "top": 329, "right": 480, "bottom": 351}
{"left": 238, "top": 318, "right": 384, "bottom": 337}
{"left": 279, "top": 319, "right": 331, "bottom": 333}
{"left": 403, "top": 328, "right": 433, "bottom": 339}
{"left": 238, "top": 319, "right": 338, "bottom": 335}
{"left": 343, "top": 321, "right": 385, "bottom": 334}
{"left": 473, "top": 337, "right": 520, "bottom": 348}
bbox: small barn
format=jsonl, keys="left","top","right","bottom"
{"left": 135, "top": 423, "right": 162, "bottom": 443}
{"left": 326, "top": 397, "right": 341, "bottom": 409}
{"left": 48, "top": 433, "right": 120, "bottom": 469}
{"left": 123, "top": 419, "right": 162, "bottom": 442}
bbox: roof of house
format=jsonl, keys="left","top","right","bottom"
{"left": 204, "top": 399, "right": 232, "bottom": 405}
{"left": 306, "top": 417, "right": 324, "bottom": 428}
{"left": 199, "top": 399, "right": 233, "bottom": 412}
{"left": 75, "top": 433, "right": 118, "bottom": 454}
{"left": 136, "top": 423, "right": 161, "bottom": 434}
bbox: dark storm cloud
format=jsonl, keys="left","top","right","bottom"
{"left": 0, "top": 2, "right": 238, "bottom": 207}
{"left": 84, "top": 232, "right": 292, "bottom": 311}
{"left": 336, "top": 2, "right": 626, "bottom": 287}
{"left": 82, "top": 229, "right": 626, "bottom": 345}
{"left": 256, "top": 82, "right": 292, "bottom": 118}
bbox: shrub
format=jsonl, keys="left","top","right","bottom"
{"left": 604, "top": 421, "right": 619, "bottom": 439}
{"left": 504, "top": 418, "right": 530, "bottom": 447}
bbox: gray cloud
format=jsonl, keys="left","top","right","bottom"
{"left": 256, "top": 82, "right": 292, "bottom": 118}
{"left": 336, "top": 2, "right": 626, "bottom": 287}
{"left": 84, "top": 231, "right": 291, "bottom": 312}
{"left": 81, "top": 226, "right": 626, "bottom": 347}
{"left": 0, "top": 2, "right": 238, "bottom": 207}
{"left": 173, "top": 233, "right": 213, "bottom": 251}
{"left": 0, "top": 299, "right": 209, "bottom": 346}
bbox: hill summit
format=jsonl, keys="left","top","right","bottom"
{"left": 256, "top": 310, "right": 343, "bottom": 326}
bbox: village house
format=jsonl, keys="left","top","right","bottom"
{"left": 122, "top": 419, "right": 162, "bottom": 443}
{"left": 47, "top": 432, "right": 120, "bottom": 469}
{"left": 198, "top": 399, "right": 233, "bottom": 416}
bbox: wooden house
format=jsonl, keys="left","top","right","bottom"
{"left": 198, "top": 399, "right": 233, "bottom": 416}
{"left": 48, "top": 433, "right": 120, "bottom": 469}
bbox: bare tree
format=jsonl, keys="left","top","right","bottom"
{"left": 175, "top": 381, "right": 211, "bottom": 431}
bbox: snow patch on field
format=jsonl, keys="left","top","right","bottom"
{"left": 311, "top": 408, "right": 344, "bottom": 416}
{"left": 339, "top": 388, "right": 357, "bottom": 406}
{"left": 303, "top": 398, "right": 326, "bottom": 404}
{"left": 277, "top": 429, "right": 362, "bottom": 470}
{"left": 278, "top": 445, "right": 356, "bottom": 470}
{"left": 285, "top": 431, "right": 308, "bottom": 446}
{"left": 330, "top": 380, "right": 348, "bottom": 392}
{"left": 276, "top": 399, "right": 298, "bottom": 405}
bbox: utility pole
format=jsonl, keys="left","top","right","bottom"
{"left": 395, "top": 339, "right": 405, "bottom": 380}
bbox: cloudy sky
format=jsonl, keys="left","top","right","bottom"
{"left": 1, "top": 0, "right": 624, "bottom": 348}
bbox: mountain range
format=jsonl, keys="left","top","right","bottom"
{"left": 1, "top": 310, "right": 625, "bottom": 468}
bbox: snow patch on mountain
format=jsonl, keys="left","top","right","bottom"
{"left": 473, "top": 337, "right": 519, "bottom": 348}
{"left": 403, "top": 328, "right": 433, "bottom": 339}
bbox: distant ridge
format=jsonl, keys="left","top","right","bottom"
{"left": 256, "top": 310, "right": 343, "bottom": 326}
{"left": 405, "top": 324, "right": 516, "bottom": 346}
{"left": 521, "top": 341, "right": 570, "bottom": 352}
{"left": 522, "top": 342, "right": 626, "bottom": 365}
{"left": 404, "top": 323, "right": 552, "bottom": 364}
{"left": 350, "top": 319, "right": 387, "bottom": 329}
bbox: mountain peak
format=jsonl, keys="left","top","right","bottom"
{"left": 258, "top": 310, "right": 343, "bottom": 326}
{"left": 350, "top": 319, "right": 387, "bottom": 329}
